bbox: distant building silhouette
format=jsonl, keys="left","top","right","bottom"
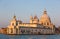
{"left": 7, "top": 9, "right": 55, "bottom": 35}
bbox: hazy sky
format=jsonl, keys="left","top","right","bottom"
{"left": 0, "top": 0, "right": 60, "bottom": 28}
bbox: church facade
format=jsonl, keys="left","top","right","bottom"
{"left": 7, "top": 10, "right": 55, "bottom": 35}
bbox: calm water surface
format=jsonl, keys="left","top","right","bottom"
{"left": 0, "top": 34, "right": 60, "bottom": 39}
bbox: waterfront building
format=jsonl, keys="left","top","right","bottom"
{"left": 0, "top": 28, "right": 7, "bottom": 34}
{"left": 7, "top": 10, "right": 55, "bottom": 35}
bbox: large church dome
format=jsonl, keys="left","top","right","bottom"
{"left": 39, "top": 10, "right": 51, "bottom": 26}
{"left": 40, "top": 10, "right": 50, "bottom": 20}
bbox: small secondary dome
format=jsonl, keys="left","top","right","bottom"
{"left": 34, "top": 15, "right": 38, "bottom": 19}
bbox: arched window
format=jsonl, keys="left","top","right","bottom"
{"left": 47, "top": 22, "right": 49, "bottom": 25}
{"left": 16, "top": 22, "right": 18, "bottom": 25}
{"left": 12, "top": 23, "right": 14, "bottom": 26}
{"left": 16, "top": 28, "right": 18, "bottom": 34}
{"left": 44, "top": 22, "right": 46, "bottom": 25}
{"left": 41, "top": 23, "right": 43, "bottom": 25}
{"left": 11, "top": 28, "right": 13, "bottom": 33}
{"left": 21, "top": 29, "right": 25, "bottom": 33}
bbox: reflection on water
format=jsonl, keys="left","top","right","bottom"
{"left": 0, "top": 34, "right": 60, "bottom": 39}
{"left": 27, "top": 35, "right": 47, "bottom": 39}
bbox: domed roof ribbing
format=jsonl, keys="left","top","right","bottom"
{"left": 39, "top": 10, "right": 51, "bottom": 23}
{"left": 34, "top": 15, "right": 38, "bottom": 19}
{"left": 40, "top": 10, "right": 50, "bottom": 20}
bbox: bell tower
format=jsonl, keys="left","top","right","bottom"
{"left": 30, "top": 15, "right": 33, "bottom": 23}
{"left": 10, "top": 15, "right": 17, "bottom": 26}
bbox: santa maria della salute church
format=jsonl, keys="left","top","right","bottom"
{"left": 7, "top": 9, "right": 55, "bottom": 35}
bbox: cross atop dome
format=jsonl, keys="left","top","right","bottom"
{"left": 13, "top": 13, "right": 16, "bottom": 20}
{"left": 43, "top": 8, "right": 47, "bottom": 14}
{"left": 13, "top": 15, "right": 16, "bottom": 19}
{"left": 44, "top": 8, "right": 46, "bottom": 11}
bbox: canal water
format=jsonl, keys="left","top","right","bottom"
{"left": 0, "top": 34, "right": 60, "bottom": 39}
